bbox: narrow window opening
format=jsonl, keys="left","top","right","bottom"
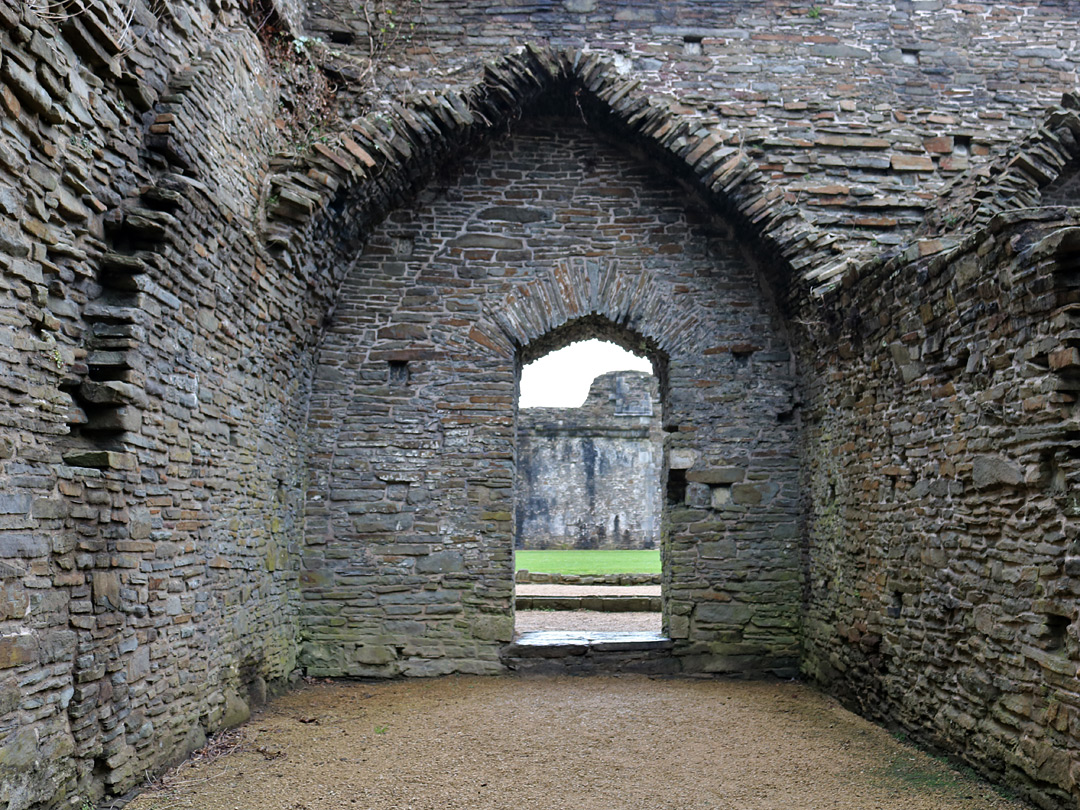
{"left": 887, "top": 590, "right": 903, "bottom": 619}
{"left": 1045, "top": 613, "right": 1070, "bottom": 653}
{"left": 388, "top": 360, "right": 409, "bottom": 385}
{"left": 666, "top": 468, "right": 688, "bottom": 506}
{"left": 683, "top": 35, "right": 703, "bottom": 55}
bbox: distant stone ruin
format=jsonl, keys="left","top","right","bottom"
{"left": 516, "top": 371, "right": 662, "bottom": 550}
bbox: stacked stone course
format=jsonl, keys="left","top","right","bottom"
{"left": 0, "top": 2, "right": 312, "bottom": 806}
{"left": 798, "top": 209, "right": 1080, "bottom": 809}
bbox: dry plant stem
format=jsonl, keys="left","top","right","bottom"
{"left": 29, "top": 0, "right": 167, "bottom": 57}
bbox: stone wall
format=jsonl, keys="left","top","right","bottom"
{"left": 2, "top": 0, "right": 1080, "bottom": 808}
{"left": 794, "top": 211, "right": 1080, "bottom": 810}
{"left": 298, "top": 0, "right": 1080, "bottom": 283}
{"left": 516, "top": 370, "right": 662, "bottom": 551}
{"left": 302, "top": 117, "right": 802, "bottom": 679}
{"left": 0, "top": 2, "right": 315, "bottom": 807}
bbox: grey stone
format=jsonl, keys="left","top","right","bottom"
{"left": 477, "top": 205, "right": 551, "bottom": 223}
{"left": 972, "top": 455, "right": 1023, "bottom": 489}
{"left": 696, "top": 603, "right": 753, "bottom": 625}
{"left": 811, "top": 44, "right": 872, "bottom": 59}
{"left": 415, "top": 550, "right": 465, "bottom": 573}
{"left": 687, "top": 467, "right": 744, "bottom": 484}
{"left": 0, "top": 494, "right": 30, "bottom": 515}
{"left": 221, "top": 690, "right": 250, "bottom": 728}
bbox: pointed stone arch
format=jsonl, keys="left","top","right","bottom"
{"left": 927, "top": 91, "right": 1080, "bottom": 235}
{"left": 261, "top": 44, "right": 831, "bottom": 294}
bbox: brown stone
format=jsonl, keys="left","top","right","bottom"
{"left": 0, "top": 633, "right": 38, "bottom": 669}
{"left": 891, "top": 154, "right": 935, "bottom": 171}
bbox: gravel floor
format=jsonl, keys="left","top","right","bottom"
{"left": 126, "top": 676, "right": 1032, "bottom": 810}
{"left": 515, "top": 584, "right": 662, "bottom": 633}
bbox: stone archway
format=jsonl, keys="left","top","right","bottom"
{"left": 301, "top": 115, "right": 802, "bottom": 678}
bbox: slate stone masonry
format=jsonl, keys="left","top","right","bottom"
{"left": 302, "top": 118, "right": 802, "bottom": 679}
{"left": 3, "top": 0, "right": 1080, "bottom": 807}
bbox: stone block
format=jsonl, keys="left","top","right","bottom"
{"left": 0, "top": 534, "right": 48, "bottom": 558}
{"left": 128, "top": 506, "right": 153, "bottom": 540}
{"left": 731, "top": 482, "right": 778, "bottom": 505}
{"left": 972, "top": 455, "right": 1022, "bottom": 489}
{"left": 80, "top": 379, "right": 148, "bottom": 407}
{"left": 478, "top": 205, "right": 551, "bottom": 223}
{"left": 221, "top": 690, "right": 250, "bottom": 728}
{"left": 0, "top": 582, "right": 28, "bottom": 621}
{"left": 669, "top": 449, "right": 698, "bottom": 469}
{"left": 0, "top": 494, "right": 30, "bottom": 515}
{"left": 811, "top": 43, "right": 871, "bottom": 59}
{"left": 62, "top": 450, "right": 137, "bottom": 470}
{"left": 353, "top": 512, "right": 414, "bottom": 533}
{"left": 354, "top": 644, "right": 397, "bottom": 665}
{"left": 128, "top": 645, "right": 151, "bottom": 680}
{"left": 668, "top": 614, "right": 690, "bottom": 638}
{"left": 1049, "top": 347, "right": 1080, "bottom": 371}
{"left": 696, "top": 603, "right": 752, "bottom": 625}
{"left": 301, "top": 641, "right": 346, "bottom": 672}
{"left": 0, "top": 678, "right": 19, "bottom": 715}
{"left": 31, "top": 498, "right": 67, "bottom": 519}
{"left": 0, "top": 632, "right": 38, "bottom": 669}
{"left": 687, "top": 467, "right": 744, "bottom": 484}
{"left": 470, "top": 614, "right": 513, "bottom": 642}
{"left": 92, "top": 571, "right": 121, "bottom": 609}
{"left": 449, "top": 234, "right": 523, "bottom": 249}
{"left": 699, "top": 539, "right": 737, "bottom": 559}
{"left": 891, "top": 154, "right": 935, "bottom": 171}
{"left": 416, "top": 550, "right": 464, "bottom": 574}
{"left": 0, "top": 726, "right": 38, "bottom": 768}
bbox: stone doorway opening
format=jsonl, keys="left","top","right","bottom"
{"left": 512, "top": 330, "right": 668, "bottom": 653}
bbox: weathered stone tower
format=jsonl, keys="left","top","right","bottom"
{"left": 2, "top": 0, "right": 1080, "bottom": 807}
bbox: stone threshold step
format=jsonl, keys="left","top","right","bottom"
{"left": 515, "top": 595, "right": 661, "bottom": 612}
{"left": 504, "top": 631, "right": 673, "bottom": 657}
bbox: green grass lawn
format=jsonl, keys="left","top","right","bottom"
{"left": 515, "top": 549, "right": 660, "bottom": 575}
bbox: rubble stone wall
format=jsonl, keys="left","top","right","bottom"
{"left": 516, "top": 371, "right": 663, "bottom": 551}
{"left": 794, "top": 211, "right": 1080, "bottom": 810}
{"left": 0, "top": 2, "right": 313, "bottom": 807}
{"left": 303, "top": 0, "right": 1080, "bottom": 271}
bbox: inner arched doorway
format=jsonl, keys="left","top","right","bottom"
{"left": 514, "top": 331, "right": 666, "bottom": 638}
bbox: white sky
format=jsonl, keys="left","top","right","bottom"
{"left": 519, "top": 339, "right": 653, "bottom": 408}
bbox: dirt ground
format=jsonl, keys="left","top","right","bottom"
{"left": 125, "top": 675, "right": 1032, "bottom": 810}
